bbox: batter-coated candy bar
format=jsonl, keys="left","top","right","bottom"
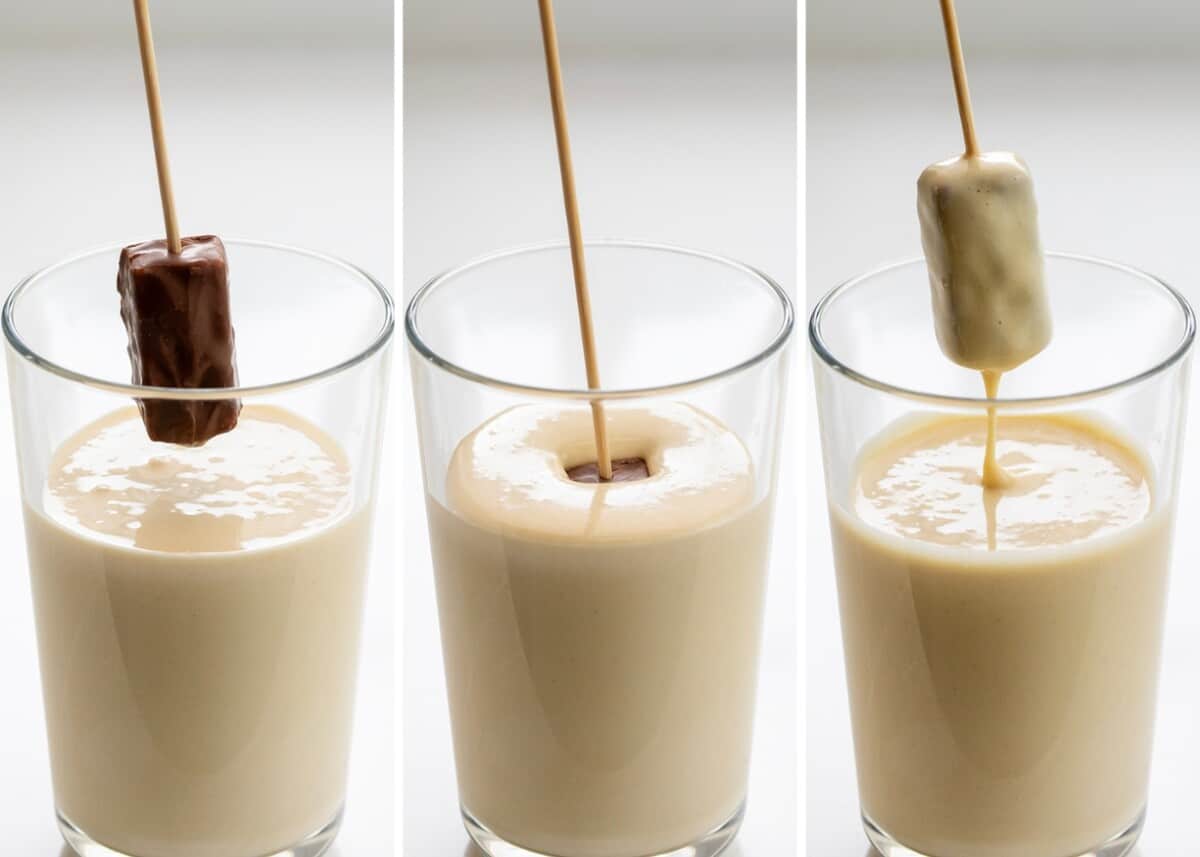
{"left": 117, "top": 235, "right": 240, "bottom": 445}
{"left": 917, "top": 152, "right": 1051, "bottom": 372}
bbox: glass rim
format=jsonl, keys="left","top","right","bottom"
{"left": 809, "top": 251, "right": 1196, "bottom": 408}
{"left": 2, "top": 238, "right": 396, "bottom": 401}
{"left": 406, "top": 239, "right": 795, "bottom": 400}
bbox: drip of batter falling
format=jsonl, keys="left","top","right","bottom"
{"left": 981, "top": 372, "right": 1014, "bottom": 551}
{"left": 981, "top": 370, "right": 1011, "bottom": 491}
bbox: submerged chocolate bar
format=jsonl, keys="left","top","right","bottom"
{"left": 117, "top": 235, "right": 240, "bottom": 446}
{"left": 566, "top": 457, "right": 650, "bottom": 484}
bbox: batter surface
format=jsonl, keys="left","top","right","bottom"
{"left": 855, "top": 413, "right": 1151, "bottom": 550}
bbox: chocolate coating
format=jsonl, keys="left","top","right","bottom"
{"left": 117, "top": 235, "right": 240, "bottom": 446}
{"left": 566, "top": 457, "right": 651, "bottom": 484}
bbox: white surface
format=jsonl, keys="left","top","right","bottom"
{"left": 807, "top": 57, "right": 1200, "bottom": 856}
{"left": 402, "top": 44, "right": 797, "bottom": 857}
{"left": 0, "top": 47, "right": 394, "bottom": 854}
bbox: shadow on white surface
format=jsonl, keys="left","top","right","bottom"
{"left": 846, "top": 838, "right": 1152, "bottom": 855}
{"left": 57, "top": 847, "right": 353, "bottom": 857}
{"left": 460, "top": 843, "right": 751, "bottom": 857}
{"left": 54, "top": 840, "right": 352, "bottom": 849}
{"left": 854, "top": 850, "right": 1152, "bottom": 857}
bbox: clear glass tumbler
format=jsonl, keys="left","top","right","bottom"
{"left": 4, "top": 240, "right": 393, "bottom": 857}
{"left": 408, "top": 241, "right": 793, "bottom": 857}
{"left": 811, "top": 254, "right": 1194, "bottom": 857}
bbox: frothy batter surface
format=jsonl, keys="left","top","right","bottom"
{"left": 447, "top": 403, "right": 754, "bottom": 543}
{"left": 855, "top": 415, "right": 1151, "bottom": 551}
{"left": 44, "top": 405, "right": 351, "bottom": 552}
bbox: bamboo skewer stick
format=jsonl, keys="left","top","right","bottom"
{"left": 937, "top": 0, "right": 979, "bottom": 156}
{"left": 132, "top": 0, "right": 182, "bottom": 254}
{"left": 536, "top": 0, "right": 613, "bottom": 482}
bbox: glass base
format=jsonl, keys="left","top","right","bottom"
{"left": 57, "top": 806, "right": 343, "bottom": 857}
{"left": 863, "top": 807, "right": 1145, "bottom": 857}
{"left": 462, "top": 801, "right": 745, "bottom": 857}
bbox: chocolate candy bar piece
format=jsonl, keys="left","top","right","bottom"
{"left": 117, "top": 235, "right": 240, "bottom": 446}
{"left": 566, "top": 457, "right": 650, "bottom": 484}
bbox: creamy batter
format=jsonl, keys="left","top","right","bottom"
{"left": 429, "top": 403, "right": 770, "bottom": 857}
{"left": 980, "top": 369, "right": 1010, "bottom": 493}
{"left": 833, "top": 414, "right": 1169, "bottom": 857}
{"left": 25, "top": 406, "right": 370, "bottom": 857}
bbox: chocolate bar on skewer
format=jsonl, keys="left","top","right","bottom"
{"left": 117, "top": 235, "right": 240, "bottom": 446}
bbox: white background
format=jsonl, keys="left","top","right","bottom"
{"left": 0, "top": 4, "right": 394, "bottom": 855}
{"left": 808, "top": 3, "right": 1200, "bottom": 856}
{"left": 808, "top": 0, "right": 1197, "bottom": 59}
{"left": 5, "top": 0, "right": 390, "bottom": 48}
{"left": 406, "top": 0, "right": 792, "bottom": 53}
{"left": 401, "top": 1, "right": 797, "bottom": 855}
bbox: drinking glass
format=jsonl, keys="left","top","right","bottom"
{"left": 4, "top": 240, "right": 393, "bottom": 857}
{"left": 811, "top": 253, "right": 1194, "bottom": 857}
{"left": 408, "top": 241, "right": 792, "bottom": 857}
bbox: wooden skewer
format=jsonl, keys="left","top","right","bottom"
{"left": 132, "top": 0, "right": 182, "bottom": 254}
{"left": 937, "top": 0, "right": 979, "bottom": 157}
{"left": 536, "top": 0, "right": 613, "bottom": 482}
